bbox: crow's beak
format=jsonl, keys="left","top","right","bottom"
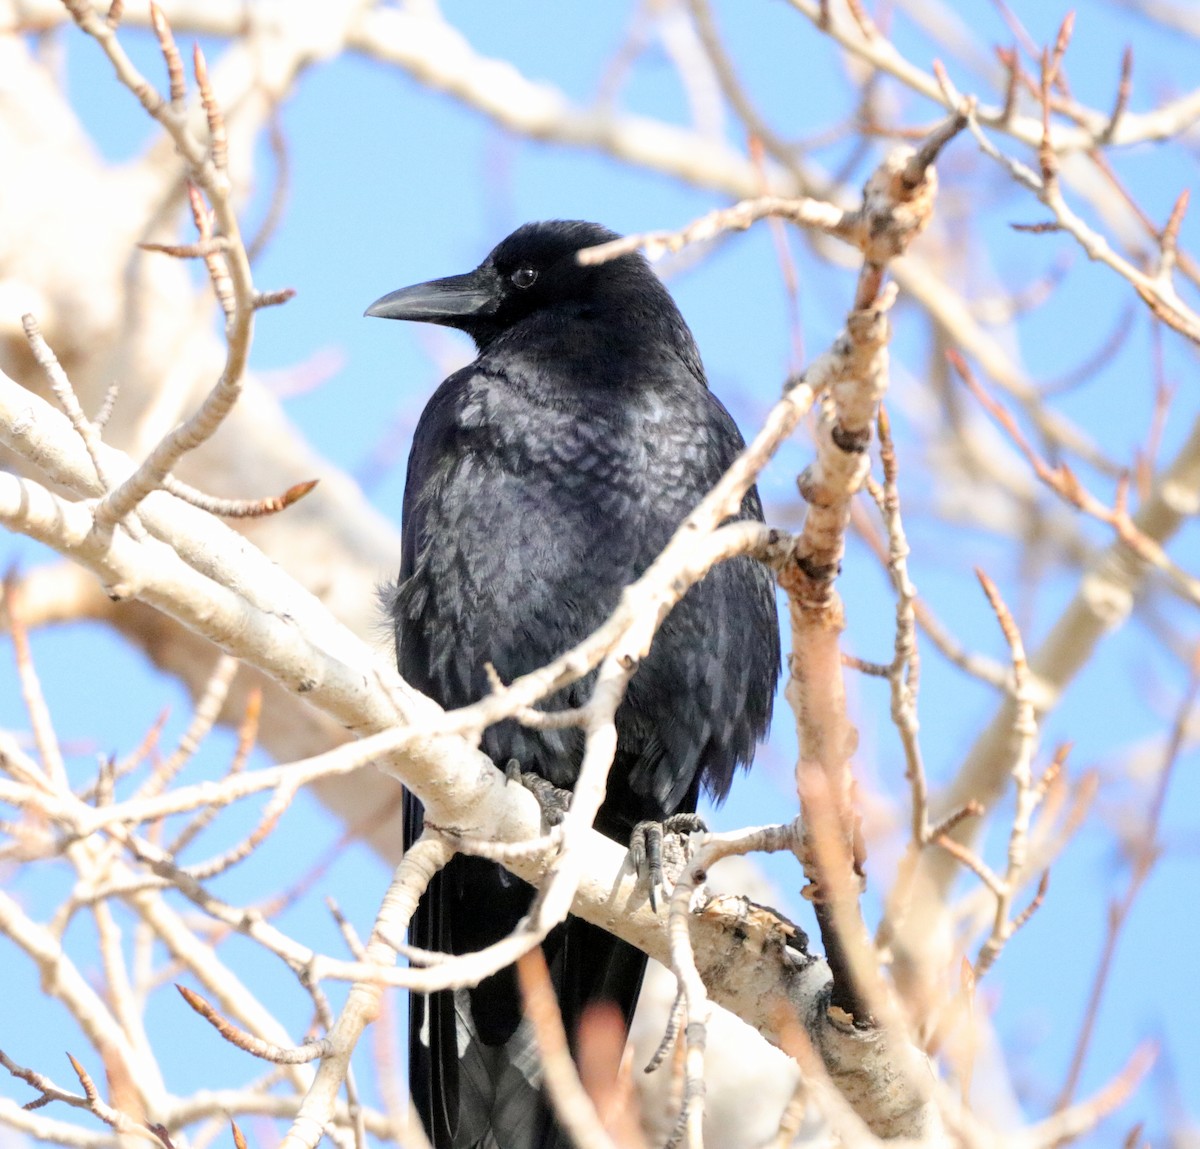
{"left": 364, "top": 269, "right": 498, "bottom": 323}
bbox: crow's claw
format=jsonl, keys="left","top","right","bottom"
{"left": 505, "top": 759, "right": 572, "bottom": 827}
{"left": 629, "top": 813, "right": 707, "bottom": 911}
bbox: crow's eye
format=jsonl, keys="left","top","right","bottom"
{"left": 510, "top": 267, "right": 538, "bottom": 289}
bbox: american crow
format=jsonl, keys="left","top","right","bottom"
{"left": 366, "top": 220, "right": 779, "bottom": 1149}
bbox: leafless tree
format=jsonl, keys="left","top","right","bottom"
{"left": 1, "top": 2, "right": 1196, "bottom": 1148}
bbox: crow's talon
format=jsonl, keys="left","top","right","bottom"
{"left": 505, "top": 760, "right": 571, "bottom": 827}
{"left": 630, "top": 813, "right": 707, "bottom": 911}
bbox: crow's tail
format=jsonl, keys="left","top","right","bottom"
{"left": 405, "top": 792, "right": 647, "bottom": 1149}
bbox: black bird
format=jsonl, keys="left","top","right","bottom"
{"left": 366, "top": 220, "right": 779, "bottom": 1149}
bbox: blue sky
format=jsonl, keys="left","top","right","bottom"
{"left": 3, "top": 2, "right": 1200, "bottom": 1144}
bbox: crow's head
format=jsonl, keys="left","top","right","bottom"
{"left": 365, "top": 220, "right": 674, "bottom": 351}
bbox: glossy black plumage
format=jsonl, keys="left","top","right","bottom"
{"left": 368, "top": 220, "right": 779, "bottom": 1149}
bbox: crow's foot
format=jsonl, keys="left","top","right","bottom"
{"left": 504, "top": 759, "right": 572, "bottom": 827}
{"left": 629, "top": 813, "right": 707, "bottom": 911}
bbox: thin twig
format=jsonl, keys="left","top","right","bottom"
{"left": 516, "top": 949, "right": 621, "bottom": 1149}
{"left": 176, "top": 986, "right": 332, "bottom": 1064}
{"left": 1055, "top": 646, "right": 1200, "bottom": 1107}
